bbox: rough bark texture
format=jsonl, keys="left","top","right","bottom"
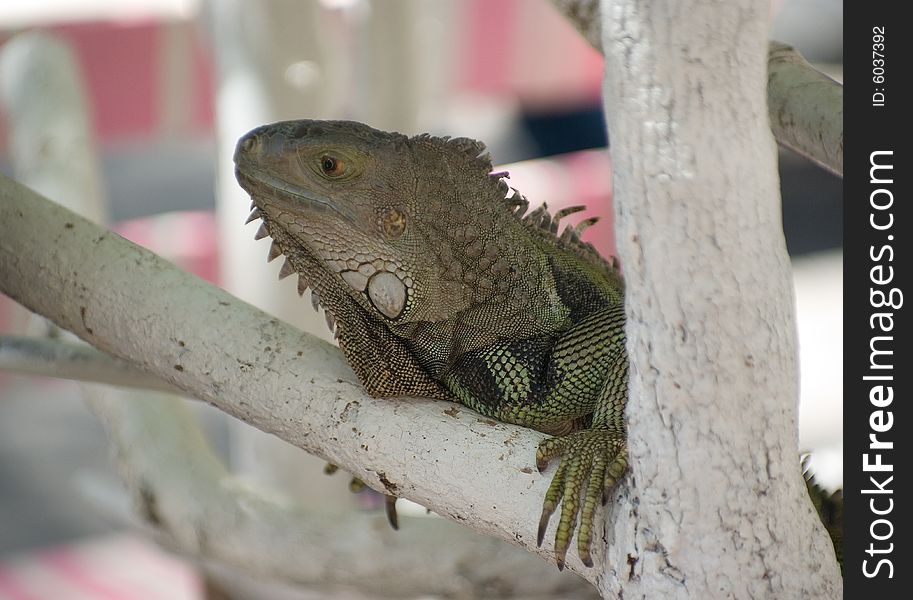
{"left": 597, "top": 0, "right": 841, "bottom": 597}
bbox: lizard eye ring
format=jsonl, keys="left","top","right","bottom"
{"left": 307, "top": 148, "right": 364, "bottom": 181}
{"left": 320, "top": 155, "right": 345, "bottom": 177}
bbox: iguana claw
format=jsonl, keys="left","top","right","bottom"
{"left": 535, "top": 429, "right": 627, "bottom": 570}
{"left": 384, "top": 494, "right": 399, "bottom": 530}
{"left": 325, "top": 463, "right": 401, "bottom": 530}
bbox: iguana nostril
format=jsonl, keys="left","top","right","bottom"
{"left": 240, "top": 135, "right": 258, "bottom": 153}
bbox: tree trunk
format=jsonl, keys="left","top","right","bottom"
{"left": 596, "top": 0, "right": 841, "bottom": 596}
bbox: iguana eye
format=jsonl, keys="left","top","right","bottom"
{"left": 320, "top": 155, "right": 345, "bottom": 177}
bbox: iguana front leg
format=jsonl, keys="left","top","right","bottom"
{"left": 525, "top": 306, "right": 629, "bottom": 569}
{"left": 535, "top": 360, "right": 628, "bottom": 569}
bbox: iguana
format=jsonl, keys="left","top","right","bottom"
{"left": 234, "top": 119, "right": 627, "bottom": 570}
{"left": 233, "top": 119, "right": 844, "bottom": 572}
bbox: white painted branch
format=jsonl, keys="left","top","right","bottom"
{"left": 598, "top": 0, "right": 841, "bottom": 597}
{"left": 547, "top": 0, "right": 844, "bottom": 175}
{"left": 84, "top": 388, "right": 594, "bottom": 598}
{"left": 0, "top": 174, "right": 601, "bottom": 581}
{"left": 0, "top": 336, "right": 177, "bottom": 392}
{"left": 767, "top": 41, "right": 843, "bottom": 176}
{"left": 0, "top": 329, "right": 591, "bottom": 596}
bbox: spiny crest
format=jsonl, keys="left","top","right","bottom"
{"left": 412, "top": 133, "right": 492, "bottom": 174}
{"left": 293, "top": 119, "right": 408, "bottom": 148}
{"left": 801, "top": 455, "right": 843, "bottom": 571}
{"left": 491, "top": 172, "right": 621, "bottom": 279}
{"left": 802, "top": 455, "right": 843, "bottom": 511}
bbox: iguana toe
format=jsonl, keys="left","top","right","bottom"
{"left": 535, "top": 429, "right": 627, "bottom": 570}
{"left": 384, "top": 494, "right": 399, "bottom": 530}
{"left": 325, "top": 463, "right": 401, "bottom": 530}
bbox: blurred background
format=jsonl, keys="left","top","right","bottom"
{"left": 0, "top": 0, "right": 842, "bottom": 598}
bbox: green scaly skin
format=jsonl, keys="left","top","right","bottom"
{"left": 233, "top": 119, "right": 628, "bottom": 570}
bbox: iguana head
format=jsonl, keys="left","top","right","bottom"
{"left": 235, "top": 120, "right": 428, "bottom": 323}
{"left": 234, "top": 119, "right": 616, "bottom": 377}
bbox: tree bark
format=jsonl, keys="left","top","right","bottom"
{"left": 597, "top": 0, "right": 841, "bottom": 597}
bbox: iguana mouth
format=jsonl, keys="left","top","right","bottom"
{"left": 234, "top": 168, "right": 358, "bottom": 223}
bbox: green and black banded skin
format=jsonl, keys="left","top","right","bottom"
{"left": 233, "top": 119, "right": 628, "bottom": 570}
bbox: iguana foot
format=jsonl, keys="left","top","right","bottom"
{"left": 535, "top": 429, "right": 627, "bottom": 570}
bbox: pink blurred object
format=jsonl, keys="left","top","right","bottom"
{"left": 0, "top": 20, "right": 214, "bottom": 145}
{"left": 0, "top": 536, "right": 201, "bottom": 600}
{"left": 459, "top": 0, "right": 603, "bottom": 108}
{"left": 0, "top": 1, "right": 599, "bottom": 146}
{"left": 46, "top": 21, "right": 214, "bottom": 142}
